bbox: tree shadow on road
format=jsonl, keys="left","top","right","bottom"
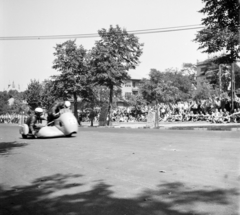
{"left": 0, "top": 141, "right": 28, "bottom": 156}
{"left": 0, "top": 174, "right": 239, "bottom": 215}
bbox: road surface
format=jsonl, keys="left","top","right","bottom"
{"left": 0, "top": 125, "right": 240, "bottom": 215}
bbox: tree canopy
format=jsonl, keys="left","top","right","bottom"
{"left": 41, "top": 79, "right": 58, "bottom": 111}
{"left": 140, "top": 69, "right": 194, "bottom": 104}
{"left": 125, "top": 94, "right": 146, "bottom": 108}
{"left": 0, "top": 91, "right": 10, "bottom": 114}
{"left": 91, "top": 25, "right": 143, "bottom": 88}
{"left": 24, "top": 79, "right": 43, "bottom": 110}
{"left": 195, "top": 0, "right": 239, "bottom": 63}
{"left": 193, "top": 81, "right": 215, "bottom": 100}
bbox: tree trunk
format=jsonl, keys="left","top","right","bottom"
{"left": 107, "top": 85, "right": 113, "bottom": 126}
{"left": 90, "top": 104, "right": 94, "bottom": 127}
{"left": 73, "top": 92, "right": 78, "bottom": 120}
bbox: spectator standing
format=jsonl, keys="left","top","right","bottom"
{"left": 89, "top": 109, "right": 96, "bottom": 127}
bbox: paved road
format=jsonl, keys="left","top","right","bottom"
{"left": 0, "top": 125, "right": 240, "bottom": 215}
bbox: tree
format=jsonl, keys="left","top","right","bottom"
{"left": 140, "top": 78, "right": 156, "bottom": 105}
{"left": 140, "top": 69, "right": 193, "bottom": 104}
{"left": 91, "top": 25, "right": 143, "bottom": 124}
{"left": 24, "top": 79, "right": 43, "bottom": 110}
{"left": 8, "top": 89, "right": 20, "bottom": 99}
{"left": 181, "top": 63, "right": 197, "bottom": 87}
{"left": 163, "top": 68, "right": 194, "bottom": 100}
{"left": 154, "top": 81, "right": 179, "bottom": 104}
{"left": 193, "top": 81, "right": 216, "bottom": 100}
{"left": 52, "top": 40, "right": 91, "bottom": 119}
{"left": 0, "top": 90, "right": 28, "bottom": 114}
{"left": 0, "top": 91, "right": 10, "bottom": 114}
{"left": 140, "top": 78, "right": 179, "bottom": 105}
{"left": 9, "top": 98, "right": 28, "bottom": 114}
{"left": 194, "top": 0, "right": 239, "bottom": 63}
{"left": 41, "top": 79, "right": 58, "bottom": 111}
{"left": 125, "top": 94, "right": 146, "bottom": 108}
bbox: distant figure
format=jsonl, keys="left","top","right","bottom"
{"left": 89, "top": 109, "right": 96, "bottom": 127}
{"left": 77, "top": 110, "right": 82, "bottom": 126}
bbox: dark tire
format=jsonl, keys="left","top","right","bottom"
{"left": 22, "top": 134, "right": 27, "bottom": 139}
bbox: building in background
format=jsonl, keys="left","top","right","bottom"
{"left": 121, "top": 79, "right": 142, "bottom": 99}
{"left": 5, "top": 81, "right": 21, "bottom": 92}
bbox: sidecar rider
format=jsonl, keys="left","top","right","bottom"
{"left": 26, "top": 107, "right": 46, "bottom": 137}
{"left": 51, "top": 101, "right": 65, "bottom": 118}
{"left": 53, "top": 101, "right": 71, "bottom": 115}
{"left": 46, "top": 101, "right": 64, "bottom": 125}
{"left": 48, "top": 101, "right": 71, "bottom": 125}
{"left": 60, "top": 101, "right": 72, "bottom": 114}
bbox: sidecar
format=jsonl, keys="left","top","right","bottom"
{"left": 19, "top": 112, "right": 78, "bottom": 139}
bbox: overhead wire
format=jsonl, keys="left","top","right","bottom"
{"left": 0, "top": 24, "right": 204, "bottom": 40}
{"left": 126, "top": 24, "right": 203, "bottom": 33}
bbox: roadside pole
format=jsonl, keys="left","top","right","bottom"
{"left": 219, "top": 64, "right": 222, "bottom": 96}
{"left": 231, "top": 63, "right": 235, "bottom": 111}
{"left": 154, "top": 105, "right": 159, "bottom": 128}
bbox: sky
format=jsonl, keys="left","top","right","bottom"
{"left": 0, "top": 0, "right": 209, "bottom": 91}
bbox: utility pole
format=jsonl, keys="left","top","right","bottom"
{"left": 231, "top": 63, "right": 235, "bottom": 111}
{"left": 219, "top": 64, "right": 222, "bottom": 96}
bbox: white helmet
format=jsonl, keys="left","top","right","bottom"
{"left": 35, "top": 107, "right": 43, "bottom": 113}
{"left": 64, "top": 101, "right": 71, "bottom": 108}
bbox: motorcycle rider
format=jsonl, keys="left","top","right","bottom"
{"left": 26, "top": 107, "right": 46, "bottom": 137}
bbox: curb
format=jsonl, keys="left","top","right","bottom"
{"left": 80, "top": 125, "right": 240, "bottom": 131}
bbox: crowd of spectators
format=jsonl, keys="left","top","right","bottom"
{"left": 2, "top": 96, "right": 240, "bottom": 125}
{"left": 78, "top": 96, "right": 240, "bottom": 124}
{"left": 0, "top": 113, "right": 27, "bottom": 124}
{"left": 156, "top": 98, "right": 240, "bottom": 123}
